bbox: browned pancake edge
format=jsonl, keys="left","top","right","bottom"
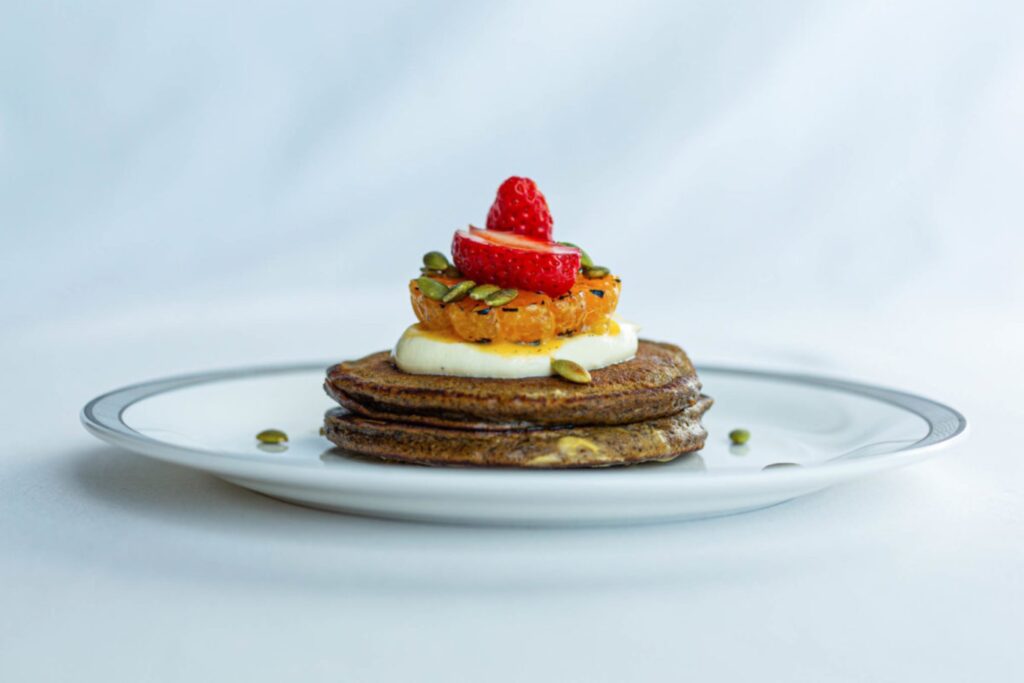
{"left": 324, "top": 339, "right": 702, "bottom": 428}
{"left": 323, "top": 395, "right": 713, "bottom": 469}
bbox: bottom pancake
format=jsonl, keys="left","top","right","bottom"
{"left": 324, "top": 395, "right": 713, "bottom": 468}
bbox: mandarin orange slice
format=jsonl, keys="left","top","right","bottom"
{"left": 409, "top": 272, "right": 621, "bottom": 343}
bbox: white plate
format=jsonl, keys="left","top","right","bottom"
{"left": 81, "top": 363, "right": 966, "bottom": 525}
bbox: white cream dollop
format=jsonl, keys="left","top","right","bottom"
{"left": 392, "top": 319, "right": 639, "bottom": 379}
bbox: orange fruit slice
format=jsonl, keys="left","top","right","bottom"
{"left": 409, "top": 272, "right": 621, "bottom": 343}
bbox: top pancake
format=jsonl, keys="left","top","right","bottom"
{"left": 324, "top": 339, "right": 702, "bottom": 429}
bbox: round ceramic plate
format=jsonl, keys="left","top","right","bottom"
{"left": 81, "top": 363, "right": 966, "bottom": 525}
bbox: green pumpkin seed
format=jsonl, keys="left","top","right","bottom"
{"left": 256, "top": 429, "right": 288, "bottom": 444}
{"left": 443, "top": 266, "right": 462, "bottom": 279}
{"left": 559, "top": 241, "right": 594, "bottom": 269}
{"left": 551, "top": 358, "right": 592, "bottom": 384}
{"left": 469, "top": 283, "right": 501, "bottom": 301}
{"left": 416, "top": 276, "right": 449, "bottom": 301}
{"left": 728, "top": 429, "right": 750, "bottom": 445}
{"left": 442, "top": 280, "right": 476, "bottom": 303}
{"left": 484, "top": 288, "right": 518, "bottom": 307}
{"left": 583, "top": 265, "right": 610, "bottom": 278}
{"left": 422, "top": 251, "right": 450, "bottom": 271}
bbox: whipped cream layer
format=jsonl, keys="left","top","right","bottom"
{"left": 392, "top": 319, "right": 639, "bottom": 379}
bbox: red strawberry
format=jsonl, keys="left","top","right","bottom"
{"left": 451, "top": 228, "right": 580, "bottom": 297}
{"left": 485, "top": 176, "right": 554, "bottom": 241}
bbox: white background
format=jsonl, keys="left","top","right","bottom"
{"left": 2, "top": 1, "right": 1022, "bottom": 681}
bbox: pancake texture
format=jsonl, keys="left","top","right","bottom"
{"left": 324, "top": 396, "right": 712, "bottom": 468}
{"left": 322, "top": 338, "right": 713, "bottom": 468}
{"left": 324, "top": 340, "right": 701, "bottom": 430}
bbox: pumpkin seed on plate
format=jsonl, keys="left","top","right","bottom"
{"left": 416, "top": 276, "right": 449, "bottom": 301}
{"left": 583, "top": 265, "right": 610, "bottom": 278}
{"left": 729, "top": 429, "right": 750, "bottom": 445}
{"left": 551, "top": 358, "right": 592, "bottom": 384}
{"left": 469, "top": 283, "right": 501, "bottom": 301}
{"left": 442, "top": 280, "right": 476, "bottom": 303}
{"left": 422, "top": 251, "right": 450, "bottom": 270}
{"left": 256, "top": 429, "right": 288, "bottom": 444}
{"left": 484, "top": 288, "right": 518, "bottom": 307}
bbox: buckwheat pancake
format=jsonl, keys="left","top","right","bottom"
{"left": 324, "top": 339, "right": 701, "bottom": 430}
{"left": 324, "top": 395, "right": 713, "bottom": 468}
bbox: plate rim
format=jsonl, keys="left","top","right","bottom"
{"left": 80, "top": 361, "right": 968, "bottom": 494}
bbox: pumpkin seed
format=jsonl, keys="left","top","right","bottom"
{"left": 256, "top": 429, "right": 288, "bottom": 444}
{"left": 416, "top": 276, "right": 449, "bottom": 301}
{"left": 442, "top": 280, "right": 476, "bottom": 303}
{"left": 551, "top": 358, "right": 592, "bottom": 384}
{"left": 557, "top": 436, "right": 600, "bottom": 456}
{"left": 443, "top": 266, "right": 462, "bottom": 279}
{"left": 559, "top": 241, "right": 594, "bottom": 269}
{"left": 422, "top": 251, "right": 450, "bottom": 271}
{"left": 469, "top": 283, "right": 501, "bottom": 301}
{"left": 484, "top": 288, "right": 518, "bottom": 307}
{"left": 526, "top": 454, "right": 562, "bottom": 467}
{"left": 583, "top": 266, "right": 610, "bottom": 278}
{"left": 729, "top": 429, "right": 750, "bottom": 445}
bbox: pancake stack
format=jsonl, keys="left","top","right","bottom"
{"left": 323, "top": 340, "right": 712, "bottom": 468}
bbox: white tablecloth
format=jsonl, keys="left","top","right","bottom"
{"left": 2, "top": 1, "right": 1021, "bottom": 680}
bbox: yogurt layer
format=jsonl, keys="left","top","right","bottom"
{"left": 392, "top": 319, "right": 639, "bottom": 379}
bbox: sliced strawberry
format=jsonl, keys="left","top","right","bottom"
{"left": 451, "top": 228, "right": 581, "bottom": 297}
{"left": 485, "top": 176, "right": 554, "bottom": 241}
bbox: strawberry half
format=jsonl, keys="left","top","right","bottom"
{"left": 451, "top": 228, "right": 581, "bottom": 297}
{"left": 485, "top": 176, "right": 554, "bottom": 241}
